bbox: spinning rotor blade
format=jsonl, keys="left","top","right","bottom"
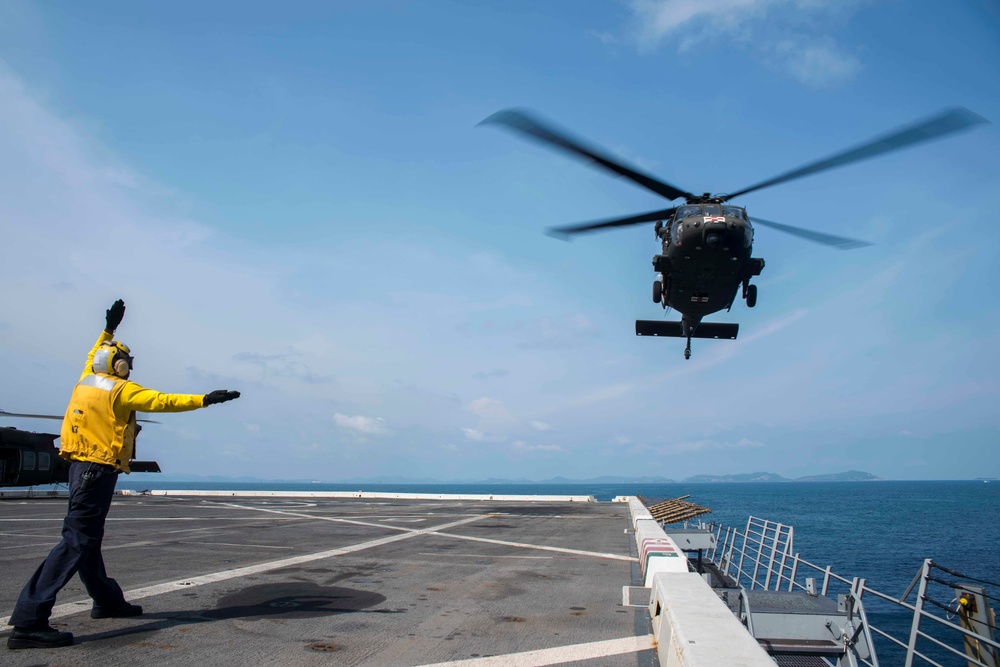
{"left": 751, "top": 217, "right": 870, "bottom": 250}
{"left": 547, "top": 208, "right": 677, "bottom": 240}
{"left": 0, "top": 409, "right": 160, "bottom": 424}
{"left": 727, "top": 108, "right": 988, "bottom": 200}
{"left": 480, "top": 109, "right": 695, "bottom": 202}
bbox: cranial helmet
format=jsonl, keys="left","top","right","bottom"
{"left": 93, "top": 340, "right": 133, "bottom": 378}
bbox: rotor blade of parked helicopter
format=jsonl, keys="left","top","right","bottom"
{"left": 0, "top": 410, "right": 62, "bottom": 420}
{"left": 726, "top": 108, "right": 988, "bottom": 201}
{"left": 546, "top": 208, "right": 678, "bottom": 240}
{"left": 0, "top": 409, "right": 160, "bottom": 424}
{"left": 751, "top": 217, "right": 871, "bottom": 250}
{"left": 480, "top": 109, "right": 696, "bottom": 202}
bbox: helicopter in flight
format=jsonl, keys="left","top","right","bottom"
{"left": 481, "top": 107, "right": 986, "bottom": 359}
{"left": 0, "top": 409, "right": 161, "bottom": 489}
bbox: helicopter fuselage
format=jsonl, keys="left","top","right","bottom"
{"left": 653, "top": 204, "right": 764, "bottom": 322}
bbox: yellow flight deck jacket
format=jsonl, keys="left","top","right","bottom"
{"left": 60, "top": 330, "right": 205, "bottom": 473}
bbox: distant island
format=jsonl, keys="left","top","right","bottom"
{"left": 139, "top": 470, "right": 884, "bottom": 484}
{"left": 683, "top": 470, "right": 882, "bottom": 483}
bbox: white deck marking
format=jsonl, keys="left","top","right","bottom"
{"left": 0, "top": 514, "right": 483, "bottom": 628}
{"left": 177, "top": 541, "right": 295, "bottom": 550}
{"left": 1, "top": 542, "right": 55, "bottom": 550}
{"left": 0, "top": 517, "right": 301, "bottom": 522}
{"left": 213, "top": 501, "right": 457, "bottom": 533}
{"left": 415, "top": 634, "right": 656, "bottom": 666}
{"left": 416, "top": 553, "right": 552, "bottom": 559}
{"left": 216, "top": 503, "right": 635, "bottom": 562}
{"left": 431, "top": 532, "right": 637, "bottom": 562}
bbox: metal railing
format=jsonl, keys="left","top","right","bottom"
{"left": 704, "top": 516, "right": 1000, "bottom": 667}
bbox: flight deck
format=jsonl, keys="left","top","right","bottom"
{"left": 0, "top": 493, "right": 658, "bottom": 666}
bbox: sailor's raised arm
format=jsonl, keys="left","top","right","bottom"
{"left": 80, "top": 300, "right": 125, "bottom": 382}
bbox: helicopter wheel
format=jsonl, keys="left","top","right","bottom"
{"left": 684, "top": 338, "right": 692, "bottom": 360}
{"left": 746, "top": 284, "right": 757, "bottom": 308}
{"left": 652, "top": 280, "right": 662, "bottom": 304}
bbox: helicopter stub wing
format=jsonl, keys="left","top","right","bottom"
{"left": 636, "top": 321, "right": 739, "bottom": 339}
{"left": 129, "top": 461, "right": 161, "bottom": 473}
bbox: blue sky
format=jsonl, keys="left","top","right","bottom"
{"left": 1, "top": 0, "right": 998, "bottom": 481}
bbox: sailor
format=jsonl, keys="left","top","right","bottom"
{"left": 7, "top": 299, "right": 241, "bottom": 650}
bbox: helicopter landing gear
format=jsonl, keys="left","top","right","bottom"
{"left": 746, "top": 284, "right": 757, "bottom": 308}
{"left": 684, "top": 337, "right": 692, "bottom": 360}
{"left": 653, "top": 280, "right": 662, "bottom": 304}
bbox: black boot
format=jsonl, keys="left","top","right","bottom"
{"left": 91, "top": 602, "right": 143, "bottom": 619}
{"left": 7, "top": 625, "right": 74, "bottom": 649}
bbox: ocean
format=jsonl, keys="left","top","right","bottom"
{"left": 114, "top": 478, "right": 1000, "bottom": 662}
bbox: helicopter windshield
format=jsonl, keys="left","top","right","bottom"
{"left": 722, "top": 206, "right": 745, "bottom": 220}
{"left": 676, "top": 205, "right": 702, "bottom": 218}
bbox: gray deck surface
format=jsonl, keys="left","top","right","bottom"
{"left": 0, "top": 495, "right": 658, "bottom": 666}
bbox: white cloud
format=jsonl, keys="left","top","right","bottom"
{"left": 624, "top": 0, "right": 865, "bottom": 86}
{"left": 654, "top": 438, "right": 766, "bottom": 454}
{"left": 462, "top": 427, "right": 486, "bottom": 441}
{"left": 529, "top": 420, "right": 551, "bottom": 431}
{"left": 771, "top": 36, "right": 862, "bottom": 87}
{"left": 630, "top": 0, "right": 779, "bottom": 45}
{"left": 334, "top": 413, "right": 388, "bottom": 435}
{"left": 511, "top": 440, "right": 564, "bottom": 453}
{"left": 461, "top": 427, "right": 506, "bottom": 443}
{"left": 587, "top": 30, "right": 619, "bottom": 46}
{"left": 466, "top": 397, "right": 508, "bottom": 416}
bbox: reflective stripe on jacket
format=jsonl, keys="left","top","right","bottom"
{"left": 60, "top": 373, "right": 135, "bottom": 471}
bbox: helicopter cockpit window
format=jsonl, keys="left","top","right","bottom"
{"left": 676, "top": 205, "right": 702, "bottom": 219}
{"left": 22, "top": 450, "right": 36, "bottom": 471}
{"left": 744, "top": 219, "right": 754, "bottom": 247}
{"left": 702, "top": 204, "right": 722, "bottom": 217}
{"left": 38, "top": 452, "right": 50, "bottom": 471}
{"left": 722, "top": 206, "right": 745, "bottom": 220}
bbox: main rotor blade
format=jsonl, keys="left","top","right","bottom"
{"left": 0, "top": 409, "right": 160, "bottom": 424}
{"left": 751, "top": 217, "right": 871, "bottom": 250}
{"left": 727, "top": 108, "right": 988, "bottom": 200}
{"left": 480, "top": 109, "right": 695, "bottom": 202}
{"left": 547, "top": 208, "right": 677, "bottom": 240}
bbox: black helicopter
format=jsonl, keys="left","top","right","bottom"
{"left": 0, "top": 409, "right": 161, "bottom": 489}
{"left": 482, "top": 107, "right": 986, "bottom": 359}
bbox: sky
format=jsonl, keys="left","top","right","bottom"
{"left": 0, "top": 0, "right": 998, "bottom": 482}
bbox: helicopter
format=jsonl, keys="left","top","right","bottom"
{"left": 0, "top": 409, "right": 161, "bottom": 489}
{"left": 481, "top": 107, "right": 987, "bottom": 359}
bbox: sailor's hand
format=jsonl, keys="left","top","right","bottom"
{"left": 105, "top": 299, "right": 126, "bottom": 334}
{"left": 204, "top": 390, "right": 241, "bottom": 406}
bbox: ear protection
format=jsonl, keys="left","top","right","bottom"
{"left": 93, "top": 341, "right": 133, "bottom": 378}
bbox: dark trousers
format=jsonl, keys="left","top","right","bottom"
{"left": 8, "top": 461, "right": 128, "bottom": 628}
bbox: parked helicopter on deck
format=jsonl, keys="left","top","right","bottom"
{"left": 0, "top": 410, "right": 160, "bottom": 489}
{"left": 482, "top": 107, "right": 986, "bottom": 359}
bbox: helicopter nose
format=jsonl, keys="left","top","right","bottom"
{"left": 705, "top": 231, "right": 725, "bottom": 248}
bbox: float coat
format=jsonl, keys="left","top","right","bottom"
{"left": 59, "top": 331, "right": 206, "bottom": 473}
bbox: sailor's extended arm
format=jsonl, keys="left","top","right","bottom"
{"left": 117, "top": 383, "right": 206, "bottom": 413}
